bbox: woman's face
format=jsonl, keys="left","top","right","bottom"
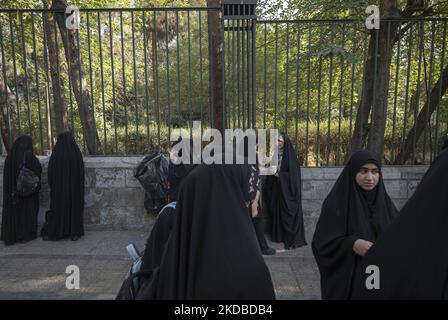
{"left": 355, "top": 163, "right": 380, "bottom": 191}
{"left": 277, "top": 139, "right": 284, "bottom": 149}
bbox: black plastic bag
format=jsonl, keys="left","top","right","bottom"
{"left": 134, "top": 153, "right": 169, "bottom": 214}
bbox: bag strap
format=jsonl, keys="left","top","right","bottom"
{"left": 159, "top": 201, "right": 176, "bottom": 213}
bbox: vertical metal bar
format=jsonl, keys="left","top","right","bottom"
{"left": 142, "top": 11, "right": 151, "bottom": 151}
{"left": 436, "top": 21, "right": 446, "bottom": 150}
{"left": 65, "top": 13, "right": 75, "bottom": 137}
{"left": 209, "top": 21, "right": 214, "bottom": 128}
{"left": 80, "top": 14, "right": 89, "bottom": 153}
{"left": 153, "top": 12, "right": 160, "bottom": 150}
{"left": 187, "top": 11, "right": 193, "bottom": 129}
{"left": 305, "top": 23, "right": 311, "bottom": 166}
{"left": 222, "top": 13, "right": 227, "bottom": 130}
{"left": 412, "top": 22, "right": 424, "bottom": 164}
{"left": 326, "top": 24, "right": 334, "bottom": 166}
{"left": 348, "top": 22, "right": 357, "bottom": 158}
{"left": 359, "top": 27, "right": 368, "bottom": 148}
{"left": 242, "top": 18, "right": 246, "bottom": 130}
{"left": 20, "top": 12, "right": 32, "bottom": 136}
{"left": 263, "top": 23, "right": 267, "bottom": 129}
{"left": 199, "top": 11, "right": 204, "bottom": 133}
{"left": 251, "top": 18, "right": 256, "bottom": 129}
{"left": 76, "top": 16, "right": 84, "bottom": 150}
{"left": 131, "top": 11, "right": 139, "bottom": 146}
{"left": 246, "top": 17, "right": 250, "bottom": 129}
{"left": 176, "top": 11, "right": 181, "bottom": 128}
{"left": 401, "top": 24, "right": 413, "bottom": 164}
{"left": 231, "top": 18, "right": 236, "bottom": 129}
{"left": 370, "top": 27, "right": 380, "bottom": 149}
{"left": 0, "top": 18, "right": 11, "bottom": 146}
{"left": 424, "top": 21, "right": 435, "bottom": 163}
{"left": 294, "top": 23, "right": 300, "bottom": 150}
{"left": 98, "top": 12, "right": 107, "bottom": 151}
{"left": 337, "top": 22, "right": 346, "bottom": 165}
{"left": 384, "top": 21, "right": 392, "bottom": 161}
{"left": 31, "top": 13, "right": 44, "bottom": 154}
{"left": 236, "top": 16, "right": 240, "bottom": 128}
{"left": 87, "top": 13, "right": 95, "bottom": 145}
{"left": 108, "top": 12, "right": 118, "bottom": 153}
{"left": 391, "top": 21, "right": 402, "bottom": 163}
{"left": 285, "top": 23, "right": 290, "bottom": 135}
{"left": 273, "top": 23, "right": 278, "bottom": 129}
{"left": 120, "top": 11, "right": 128, "bottom": 154}
{"left": 9, "top": 13, "right": 21, "bottom": 134}
{"left": 226, "top": 18, "right": 231, "bottom": 128}
{"left": 316, "top": 22, "right": 323, "bottom": 166}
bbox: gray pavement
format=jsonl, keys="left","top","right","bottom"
{"left": 0, "top": 230, "right": 321, "bottom": 300}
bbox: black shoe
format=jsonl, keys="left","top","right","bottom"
{"left": 71, "top": 236, "right": 79, "bottom": 241}
{"left": 262, "top": 247, "right": 276, "bottom": 255}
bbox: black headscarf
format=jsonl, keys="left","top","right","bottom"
{"left": 1, "top": 136, "right": 41, "bottom": 245}
{"left": 312, "top": 150, "right": 397, "bottom": 300}
{"left": 140, "top": 160, "right": 275, "bottom": 299}
{"left": 351, "top": 148, "right": 448, "bottom": 299}
{"left": 42, "top": 131, "right": 84, "bottom": 240}
{"left": 265, "top": 135, "right": 307, "bottom": 249}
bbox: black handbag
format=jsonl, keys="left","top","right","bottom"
{"left": 16, "top": 151, "right": 41, "bottom": 198}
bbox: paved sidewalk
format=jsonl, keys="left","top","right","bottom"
{"left": 0, "top": 230, "right": 321, "bottom": 300}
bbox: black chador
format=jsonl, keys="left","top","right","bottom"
{"left": 351, "top": 147, "right": 448, "bottom": 299}
{"left": 1, "top": 136, "right": 42, "bottom": 245}
{"left": 41, "top": 132, "right": 84, "bottom": 241}
{"left": 312, "top": 150, "right": 397, "bottom": 300}
{"left": 137, "top": 160, "right": 276, "bottom": 299}
{"left": 265, "top": 134, "right": 307, "bottom": 249}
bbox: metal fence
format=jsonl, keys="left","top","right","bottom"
{"left": 251, "top": 18, "right": 448, "bottom": 166}
{"left": 0, "top": 6, "right": 447, "bottom": 166}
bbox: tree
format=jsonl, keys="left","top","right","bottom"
{"left": 52, "top": 0, "right": 103, "bottom": 154}
{"left": 207, "top": 0, "right": 223, "bottom": 132}
{"left": 43, "top": 0, "right": 68, "bottom": 136}
{"left": 347, "top": 0, "right": 447, "bottom": 162}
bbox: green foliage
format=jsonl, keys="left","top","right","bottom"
{"left": 0, "top": 0, "right": 447, "bottom": 164}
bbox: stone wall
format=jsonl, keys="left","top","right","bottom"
{"left": 0, "top": 157, "right": 429, "bottom": 237}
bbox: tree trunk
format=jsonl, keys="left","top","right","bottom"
{"left": 52, "top": 0, "right": 102, "bottom": 154}
{"left": 207, "top": 0, "right": 223, "bottom": 132}
{"left": 347, "top": 34, "right": 376, "bottom": 161}
{"left": 43, "top": 4, "right": 68, "bottom": 136}
{"left": 393, "top": 64, "right": 448, "bottom": 164}
{"left": 368, "top": 15, "right": 401, "bottom": 157}
{"left": 347, "top": 0, "right": 401, "bottom": 162}
{"left": 0, "top": 73, "right": 16, "bottom": 152}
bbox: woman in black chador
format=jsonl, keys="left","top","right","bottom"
{"left": 265, "top": 133, "right": 307, "bottom": 250}
{"left": 116, "top": 139, "right": 197, "bottom": 299}
{"left": 312, "top": 150, "right": 397, "bottom": 300}
{"left": 1, "top": 136, "right": 42, "bottom": 245}
{"left": 133, "top": 157, "right": 276, "bottom": 300}
{"left": 351, "top": 147, "right": 448, "bottom": 299}
{"left": 41, "top": 132, "right": 84, "bottom": 241}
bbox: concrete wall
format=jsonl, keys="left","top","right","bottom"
{"left": 0, "top": 157, "right": 429, "bottom": 236}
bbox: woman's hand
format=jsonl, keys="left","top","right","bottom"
{"left": 250, "top": 191, "right": 260, "bottom": 218}
{"left": 353, "top": 239, "right": 373, "bottom": 257}
{"left": 251, "top": 202, "right": 258, "bottom": 218}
